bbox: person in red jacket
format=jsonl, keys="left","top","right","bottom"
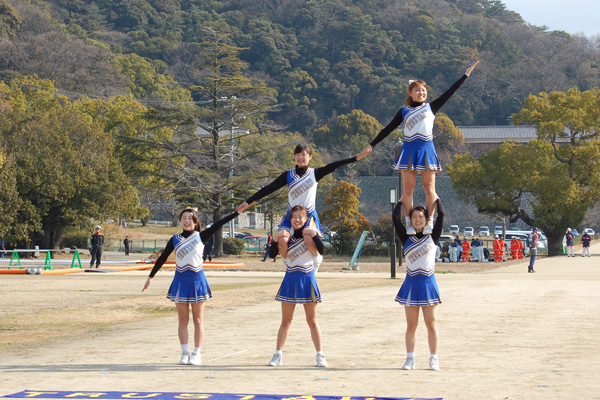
{"left": 510, "top": 238, "right": 520, "bottom": 260}
{"left": 515, "top": 237, "right": 524, "bottom": 260}
{"left": 492, "top": 235, "right": 502, "bottom": 262}
{"left": 461, "top": 238, "right": 470, "bottom": 262}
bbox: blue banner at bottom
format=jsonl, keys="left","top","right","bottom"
{"left": 2, "top": 391, "right": 441, "bottom": 400}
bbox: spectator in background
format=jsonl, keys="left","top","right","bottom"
{"left": 581, "top": 231, "right": 592, "bottom": 257}
{"left": 202, "top": 225, "right": 214, "bottom": 262}
{"left": 528, "top": 228, "right": 539, "bottom": 273}
{"left": 461, "top": 238, "right": 470, "bottom": 262}
{"left": 493, "top": 235, "right": 503, "bottom": 263}
{"left": 123, "top": 236, "right": 131, "bottom": 256}
{"left": 262, "top": 232, "right": 275, "bottom": 262}
{"left": 0, "top": 240, "right": 5, "bottom": 259}
{"left": 565, "top": 228, "right": 575, "bottom": 257}
{"left": 90, "top": 225, "right": 105, "bottom": 268}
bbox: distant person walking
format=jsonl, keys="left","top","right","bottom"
{"left": 123, "top": 236, "right": 131, "bottom": 256}
{"left": 581, "top": 232, "right": 592, "bottom": 257}
{"left": 90, "top": 225, "right": 105, "bottom": 268}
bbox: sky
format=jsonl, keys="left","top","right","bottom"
{"left": 500, "top": 0, "right": 600, "bottom": 37}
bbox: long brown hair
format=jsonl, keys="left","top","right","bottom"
{"left": 405, "top": 79, "right": 428, "bottom": 106}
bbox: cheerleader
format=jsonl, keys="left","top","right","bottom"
{"left": 392, "top": 198, "right": 445, "bottom": 371}
{"left": 237, "top": 144, "right": 358, "bottom": 266}
{"left": 358, "top": 61, "right": 479, "bottom": 235}
{"left": 142, "top": 208, "right": 239, "bottom": 365}
{"left": 267, "top": 205, "right": 328, "bottom": 368}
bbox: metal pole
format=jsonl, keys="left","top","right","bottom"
{"left": 390, "top": 188, "right": 397, "bottom": 279}
{"left": 391, "top": 202, "right": 396, "bottom": 279}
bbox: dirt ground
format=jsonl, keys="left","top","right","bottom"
{"left": 1, "top": 244, "right": 600, "bottom": 400}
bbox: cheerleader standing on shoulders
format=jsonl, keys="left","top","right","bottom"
{"left": 392, "top": 198, "right": 445, "bottom": 371}
{"left": 237, "top": 144, "right": 359, "bottom": 267}
{"left": 142, "top": 208, "right": 239, "bottom": 365}
{"left": 267, "top": 205, "right": 328, "bottom": 368}
{"left": 358, "top": 61, "right": 478, "bottom": 235}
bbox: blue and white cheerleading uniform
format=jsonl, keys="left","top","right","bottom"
{"left": 392, "top": 103, "right": 441, "bottom": 172}
{"left": 276, "top": 236, "right": 322, "bottom": 303}
{"left": 391, "top": 199, "right": 446, "bottom": 307}
{"left": 395, "top": 235, "right": 441, "bottom": 306}
{"left": 278, "top": 168, "right": 322, "bottom": 235}
{"left": 243, "top": 157, "right": 358, "bottom": 236}
{"left": 148, "top": 211, "right": 239, "bottom": 303}
{"left": 166, "top": 231, "right": 212, "bottom": 303}
{"left": 368, "top": 74, "right": 470, "bottom": 171}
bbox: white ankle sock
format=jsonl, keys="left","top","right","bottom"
{"left": 181, "top": 344, "right": 189, "bottom": 353}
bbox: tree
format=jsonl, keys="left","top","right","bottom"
{"left": 0, "top": 76, "right": 143, "bottom": 248}
{"left": 448, "top": 138, "right": 600, "bottom": 256}
{"left": 166, "top": 28, "right": 278, "bottom": 256}
{"left": 319, "top": 180, "right": 370, "bottom": 255}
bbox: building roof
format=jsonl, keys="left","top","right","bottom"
{"left": 459, "top": 125, "right": 537, "bottom": 143}
{"left": 459, "top": 125, "right": 574, "bottom": 144}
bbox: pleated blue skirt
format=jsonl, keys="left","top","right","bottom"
{"left": 276, "top": 270, "right": 322, "bottom": 303}
{"left": 167, "top": 269, "right": 212, "bottom": 303}
{"left": 393, "top": 139, "right": 442, "bottom": 172}
{"left": 395, "top": 273, "right": 441, "bottom": 306}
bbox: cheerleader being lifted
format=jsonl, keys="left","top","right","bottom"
{"left": 358, "top": 61, "right": 479, "bottom": 234}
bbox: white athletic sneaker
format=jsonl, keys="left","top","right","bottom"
{"left": 179, "top": 352, "right": 190, "bottom": 365}
{"left": 268, "top": 352, "right": 282, "bottom": 366}
{"left": 314, "top": 254, "right": 323, "bottom": 271}
{"left": 423, "top": 217, "right": 434, "bottom": 235}
{"left": 401, "top": 357, "right": 415, "bottom": 370}
{"left": 189, "top": 351, "right": 201, "bottom": 365}
{"left": 406, "top": 216, "right": 416, "bottom": 235}
{"left": 316, "top": 353, "right": 328, "bottom": 367}
{"left": 429, "top": 356, "right": 440, "bottom": 371}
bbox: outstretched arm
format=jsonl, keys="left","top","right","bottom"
{"left": 430, "top": 60, "right": 479, "bottom": 114}
{"left": 145, "top": 237, "right": 175, "bottom": 285}
{"left": 237, "top": 171, "right": 288, "bottom": 211}
{"left": 200, "top": 211, "right": 239, "bottom": 243}
{"left": 314, "top": 156, "right": 358, "bottom": 181}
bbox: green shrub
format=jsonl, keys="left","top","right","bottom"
{"left": 223, "top": 237, "right": 245, "bottom": 255}
{"left": 361, "top": 244, "right": 390, "bottom": 257}
{"left": 62, "top": 229, "right": 90, "bottom": 249}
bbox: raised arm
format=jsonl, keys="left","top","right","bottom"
{"left": 430, "top": 60, "right": 479, "bottom": 114}
{"left": 200, "top": 211, "right": 239, "bottom": 243}
{"left": 314, "top": 156, "right": 358, "bottom": 181}
{"left": 431, "top": 199, "right": 445, "bottom": 244}
{"left": 392, "top": 202, "right": 409, "bottom": 245}
{"left": 236, "top": 172, "right": 288, "bottom": 212}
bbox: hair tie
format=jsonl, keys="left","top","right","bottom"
{"left": 408, "top": 79, "right": 416, "bottom": 84}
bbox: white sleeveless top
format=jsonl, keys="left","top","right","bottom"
{"left": 403, "top": 103, "right": 435, "bottom": 142}
{"left": 285, "top": 237, "right": 315, "bottom": 273}
{"left": 174, "top": 231, "right": 204, "bottom": 273}
{"left": 287, "top": 168, "right": 318, "bottom": 213}
{"left": 404, "top": 235, "right": 436, "bottom": 276}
